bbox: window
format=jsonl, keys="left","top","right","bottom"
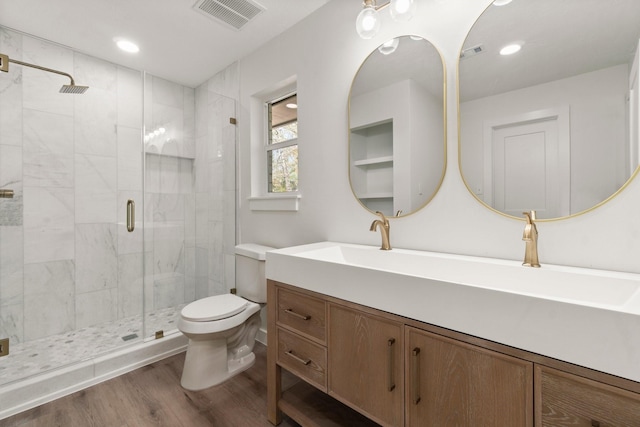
{"left": 267, "top": 93, "right": 298, "bottom": 193}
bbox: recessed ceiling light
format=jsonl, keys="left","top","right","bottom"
{"left": 285, "top": 103, "right": 298, "bottom": 109}
{"left": 115, "top": 39, "right": 140, "bottom": 53}
{"left": 500, "top": 43, "right": 521, "bottom": 55}
{"left": 493, "top": 0, "right": 513, "bottom": 5}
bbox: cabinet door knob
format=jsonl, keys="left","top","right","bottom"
{"left": 284, "top": 308, "right": 310, "bottom": 321}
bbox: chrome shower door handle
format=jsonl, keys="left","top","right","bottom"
{"left": 126, "top": 199, "right": 135, "bottom": 232}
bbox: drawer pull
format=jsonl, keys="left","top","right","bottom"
{"left": 285, "top": 350, "right": 311, "bottom": 366}
{"left": 411, "top": 347, "right": 421, "bottom": 404}
{"left": 284, "top": 308, "right": 310, "bottom": 321}
{"left": 387, "top": 338, "right": 396, "bottom": 392}
{"left": 591, "top": 421, "right": 600, "bottom": 427}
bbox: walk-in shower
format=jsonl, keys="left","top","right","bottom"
{"left": 0, "top": 26, "right": 237, "bottom": 419}
{"left": 0, "top": 52, "right": 89, "bottom": 93}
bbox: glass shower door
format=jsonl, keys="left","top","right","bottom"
{"left": 142, "top": 76, "right": 237, "bottom": 339}
{"left": 0, "top": 26, "right": 145, "bottom": 386}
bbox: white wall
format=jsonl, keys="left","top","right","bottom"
{"left": 235, "top": 0, "right": 640, "bottom": 273}
{"left": 460, "top": 65, "right": 628, "bottom": 215}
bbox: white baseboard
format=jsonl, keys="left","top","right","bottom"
{"left": 256, "top": 327, "right": 267, "bottom": 346}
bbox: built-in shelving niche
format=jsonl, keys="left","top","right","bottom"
{"left": 350, "top": 120, "right": 394, "bottom": 215}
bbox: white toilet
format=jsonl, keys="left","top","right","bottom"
{"left": 178, "top": 243, "right": 274, "bottom": 391}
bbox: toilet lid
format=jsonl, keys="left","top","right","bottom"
{"left": 181, "top": 294, "right": 249, "bottom": 322}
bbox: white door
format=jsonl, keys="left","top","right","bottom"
{"left": 484, "top": 107, "right": 570, "bottom": 218}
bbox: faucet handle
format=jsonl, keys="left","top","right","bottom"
{"left": 522, "top": 210, "right": 538, "bottom": 223}
{"left": 374, "top": 211, "right": 389, "bottom": 224}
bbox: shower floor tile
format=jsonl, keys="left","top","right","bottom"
{"left": 0, "top": 304, "right": 186, "bottom": 387}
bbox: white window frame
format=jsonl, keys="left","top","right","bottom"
{"left": 248, "top": 79, "right": 301, "bottom": 212}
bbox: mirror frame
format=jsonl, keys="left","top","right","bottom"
{"left": 348, "top": 35, "right": 448, "bottom": 218}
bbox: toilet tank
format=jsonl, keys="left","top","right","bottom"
{"left": 235, "top": 243, "right": 275, "bottom": 303}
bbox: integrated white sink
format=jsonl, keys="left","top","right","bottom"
{"left": 266, "top": 241, "right": 640, "bottom": 382}
{"left": 293, "top": 243, "right": 640, "bottom": 309}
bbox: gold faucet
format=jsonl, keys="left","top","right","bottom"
{"left": 370, "top": 211, "right": 391, "bottom": 250}
{"left": 522, "top": 210, "right": 540, "bottom": 267}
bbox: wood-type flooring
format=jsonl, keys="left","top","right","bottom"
{"left": 0, "top": 342, "right": 300, "bottom": 427}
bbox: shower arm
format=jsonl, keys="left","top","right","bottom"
{"left": 0, "top": 54, "right": 76, "bottom": 85}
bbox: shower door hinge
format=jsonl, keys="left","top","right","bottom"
{"left": 0, "top": 54, "right": 8, "bottom": 73}
{"left": 155, "top": 330, "right": 164, "bottom": 340}
{"left": 229, "top": 117, "right": 237, "bottom": 125}
{"left": 0, "top": 338, "right": 9, "bottom": 357}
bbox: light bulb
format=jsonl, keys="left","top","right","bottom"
{"left": 378, "top": 38, "right": 400, "bottom": 55}
{"left": 390, "top": 0, "right": 416, "bottom": 22}
{"left": 356, "top": 6, "right": 380, "bottom": 39}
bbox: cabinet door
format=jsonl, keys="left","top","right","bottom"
{"left": 406, "top": 326, "right": 533, "bottom": 427}
{"left": 328, "top": 304, "right": 404, "bottom": 427}
{"left": 536, "top": 365, "right": 640, "bottom": 426}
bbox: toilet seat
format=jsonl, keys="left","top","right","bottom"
{"left": 181, "top": 294, "right": 248, "bottom": 322}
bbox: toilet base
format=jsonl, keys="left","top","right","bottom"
{"left": 179, "top": 311, "right": 261, "bottom": 391}
{"left": 180, "top": 337, "right": 257, "bottom": 391}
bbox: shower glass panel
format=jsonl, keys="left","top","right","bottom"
{"left": 143, "top": 73, "right": 195, "bottom": 338}
{"left": 0, "top": 27, "right": 145, "bottom": 386}
{"left": 142, "top": 75, "right": 237, "bottom": 339}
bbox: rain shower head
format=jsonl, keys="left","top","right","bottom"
{"left": 60, "top": 83, "right": 89, "bottom": 94}
{"left": 0, "top": 53, "right": 89, "bottom": 94}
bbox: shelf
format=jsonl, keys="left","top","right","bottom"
{"left": 353, "top": 156, "right": 393, "bottom": 167}
{"left": 144, "top": 152, "right": 195, "bottom": 160}
{"left": 358, "top": 192, "right": 393, "bottom": 200}
{"left": 279, "top": 380, "right": 379, "bottom": 427}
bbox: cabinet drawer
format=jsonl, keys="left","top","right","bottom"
{"left": 536, "top": 365, "right": 640, "bottom": 426}
{"left": 276, "top": 288, "right": 326, "bottom": 343}
{"left": 277, "top": 328, "right": 327, "bottom": 391}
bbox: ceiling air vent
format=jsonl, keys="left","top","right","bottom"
{"left": 460, "top": 44, "right": 485, "bottom": 59}
{"left": 193, "top": 0, "right": 265, "bottom": 30}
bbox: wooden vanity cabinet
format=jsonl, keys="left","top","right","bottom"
{"left": 535, "top": 365, "right": 640, "bottom": 426}
{"left": 267, "top": 280, "right": 640, "bottom": 427}
{"left": 406, "top": 326, "right": 533, "bottom": 426}
{"left": 328, "top": 304, "right": 404, "bottom": 427}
